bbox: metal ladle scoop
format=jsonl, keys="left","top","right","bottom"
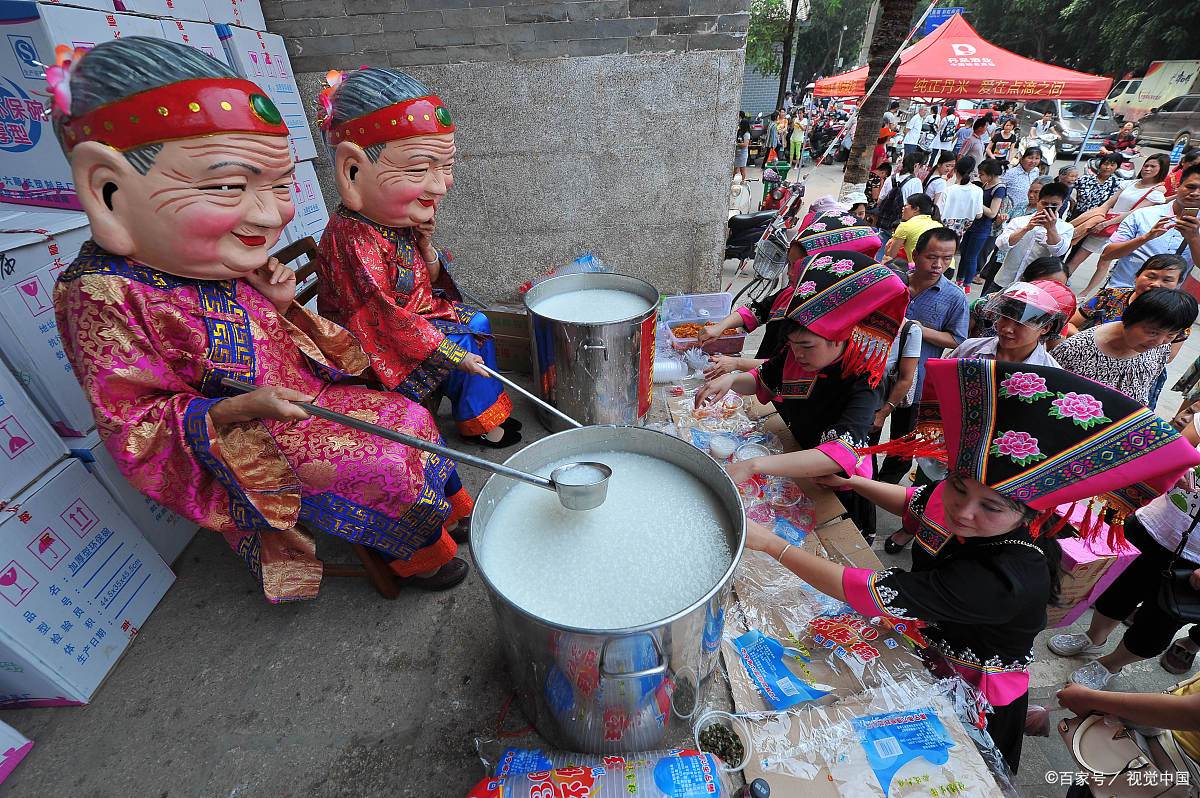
{"left": 220, "top": 378, "right": 611, "bottom": 511}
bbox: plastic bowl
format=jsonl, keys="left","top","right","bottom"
{"left": 709, "top": 433, "right": 739, "bottom": 460}
{"left": 767, "top": 478, "right": 803, "bottom": 508}
{"left": 693, "top": 709, "right": 752, "bottom": 773}
{"left": 734, "top": 443, "right": 770, "bottom": 462}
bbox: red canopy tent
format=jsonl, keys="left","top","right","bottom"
{"left": 814, "top": 14, "right": 1111, "bottom": 100}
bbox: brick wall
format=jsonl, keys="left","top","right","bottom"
{"left": 264, "top": 1, "right": 750, "bottom": 73}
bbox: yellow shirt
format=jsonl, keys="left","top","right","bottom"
{"left": 1172, "top": 673, "right": 1200, "bottom": 763}
{"left": 892, "top": 214, "right": 944, "bottom": 259}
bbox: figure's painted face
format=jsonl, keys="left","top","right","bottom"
{"left": 120, "top": 134, "right": 295, "bottom": 279}
{"left": 354, "top": 133, "right": 455, "bottom": 227}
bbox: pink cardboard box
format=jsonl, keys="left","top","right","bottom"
{"left": 1049, "top": 523, "right": 1141, "bottom": 628}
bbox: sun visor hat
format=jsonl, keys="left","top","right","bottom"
{"left": 981, "top": 282, "right": 1062, "bottom": 330}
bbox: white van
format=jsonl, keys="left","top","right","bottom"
{"left": 1111, "top": 60, "right": 1200, "bottom": 122}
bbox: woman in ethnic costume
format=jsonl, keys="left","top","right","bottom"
{"left": 313, "top": 68, "right": 518, "bottom": 449}
{"left": 744, "top": 359, "right": 1200, "bottom": 771}
{"left": 702, "top": 212, "right": 885, "bottom": 376}
{"left": 49, "top": 38, "right": 472, "bottom": 601}
{"left": 697, "top": 250, "right": 908, "bottom": 534}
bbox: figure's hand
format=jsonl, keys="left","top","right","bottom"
{"left": 694, "top": 374, "right": 736, "bottom": 408}
{"left": 704, "top": 355, "right": 743, "bottom": 380}
{"left": 457, "top": 352, "right": 491, "bottom": 377}
{"left": 1056, "top": 683, "right": 1102, "bottom": 716}
{"left": 744, "top": 521, "right": 779, "bottom": 554}
{"left": 415, "top": 218, "right": 438, "bottom": 264}
{"left": 210, "top": 386, "right": 313, "bottom": 424}
{"left": 244, "top": 257, "right": 297, "bottom": 313}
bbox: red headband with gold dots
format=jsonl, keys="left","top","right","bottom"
{"left": 60, "top": 78, "right": 288, "bottom": 153}
{"left": 326, "top": 95, "right": 455, "bottom": 149}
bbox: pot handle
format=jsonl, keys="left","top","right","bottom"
{"left": 581, "top": 340, "right": 608, "bottom": 361}
{"left": 599, "top": 635, "right": 667, "bottom": 681}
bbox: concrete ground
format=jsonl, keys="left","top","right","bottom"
{"left": 4, "top": 155, "right": 1197, "bottom": 798}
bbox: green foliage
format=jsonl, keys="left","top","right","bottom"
{"left": 747, "top": 0, "right": 873, "bottom": 83}
{"left": 957, "top": 0, "right": 1200, "bottom": 75}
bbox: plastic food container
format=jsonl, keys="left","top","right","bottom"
{"left": 693, "top": 709, "right": 752, "bottom": 773}
{"left": 709, "top": 433, "right": 739, "bottom": 460}
{"left": 734, "top": 443, "right": 770, "bottom": 462}
{"left": 661, "top": 292, "right": 748, "bottom": 355}
{"left": 766, "top": 478, "right": 803, "bottom": 508}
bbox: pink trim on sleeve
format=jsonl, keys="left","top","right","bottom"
{"left": 816, "top": 438, "right": 860, "bottom": 478}
{"left": 842, "top": 567, "right": 882, "bottom": 618}
{"left": 752, "top": 369, "right": 777, "bottom": 404}
{"left": 736, "top": 306, "right": 759, "bottom": 333}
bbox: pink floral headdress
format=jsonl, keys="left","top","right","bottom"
{"left": 44, "top": 44, "right": 87, "bottom": 118}
{"left": 862, "top": 359, "right": 1200, "bottom": 546}
{"left": 316, "top": 69, "right": 344, "bottom": 132}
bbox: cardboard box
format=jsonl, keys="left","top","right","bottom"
{"left": 0, "top": 358, "right": 68, "bottom": 504}
{"left": 493, "top": 334, "right": 532, "bottom": 374}
{"left": 0, "top": 2, "right": 164, "bottom": 210}
{"left": 203, "top": 0, "right": 263, "bottom": 30}
{"left": 216, "top": 24, "right": 318, "bottom": 161}
{"left": 0, "top": 459, "right": 174, "bottom": 707}
{"left": 486, "top": 304, "right": 529, "bottom": 339}
{"left": 487, "top": 304, "right": 532, "bottom": 374}
{"left": 116, "top": 0, "right": 209, "bottom": 20}
{"left": 157, "top": 17, "right": 227, "bottom": 62}
{"left": 0, "top": 211, "right": 95, "bottom": 437}
{"left": 280, "top": 160, "right": 328, "bottom": 245}
{"left": 1047, "top": 534, "right": 1141, "bottom": 628}
{"left": 0, "top": 719, "right": 32, "bottom": 785}
{"left": 37, "top": 0, "right": 113, "bottom": 9}
{"left": 68, "top": 431, "right": 196, "bottom": 564}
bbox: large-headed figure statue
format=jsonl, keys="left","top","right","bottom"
{"left": 51, "top": 38, "right": 472, "bottom": 601}
{"left": 315, "top": 68, "right": 519, "bottom": 449}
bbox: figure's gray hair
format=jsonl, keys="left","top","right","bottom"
{"left": 327, "top": 68, "right": 436, "bottom": 162}
{"left": 56, "top": 36, "right": 238, "bottom": 174}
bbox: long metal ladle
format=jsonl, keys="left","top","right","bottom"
{"left": 219, "top": 378, "right": 610, "bottom": 511}
{"left": 478, "top": 363, "right": 582, "bottom": 430}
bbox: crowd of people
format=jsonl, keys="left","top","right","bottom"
{"left": 721, "top": 99, "right": 1200, "bottom": 779}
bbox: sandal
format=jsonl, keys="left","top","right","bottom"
{"left": 1160, "top": 640, "right": 1197, "bottom": 675}
{"left": 883, "top": 531, "right": 914, "bottom": 555}
{"left": 470, "top": 427, "right": 523, "bottom": 449}
{"left": 397, "top": 558, "right": 470, "bottom": 591}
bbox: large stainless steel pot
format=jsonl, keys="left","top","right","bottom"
{"left": 523, "top": 273, "right": 659, "bottom": 429}
{"left": 470, "top": 426, "right": 745, "bottom": 754}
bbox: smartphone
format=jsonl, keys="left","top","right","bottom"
{"left": 1044, "top": 204, "right": 1060, "bottom": 219}
{"left": 1182, "top": 207, "right": 1199, "bottom": 219}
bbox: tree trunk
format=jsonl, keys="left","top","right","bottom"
{"left": 843, "top": 0, "right": 919, "bottom": 187}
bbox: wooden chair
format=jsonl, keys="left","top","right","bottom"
{"left": 273, "top": 236, "right": 402, "bottom": 600}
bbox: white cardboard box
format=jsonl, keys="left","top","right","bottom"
{"left": 216, "top": 24, "right": 317, "bottom": 162}
{"left": 157, "top": 17, "right": 227, "bottom": 62}
{"left": 0, "top": 210, "right": 95, "bottom": 437}
{"left": 0, "top": 459, "right": 174, "bottom": 707}
{"left": 0, "top": 719, "right": 32, "bottom": 785}
{"left": 37, "top": 0, "right": 114, "bottom": 9}
{"left": 282, "top": 160, "right": 329, "bottom": 244}
{"left": 0, "top": 358, "right": 68, "bottom": 505}
{"left": 0, "top": 2, "right": 162, "bottom": 210}
{"left": 68, "top": 431, "right": 197, "bottom": 564}
{"left": 203, "top": 0, "right": 262, "bottom": 30}
{"left": 115, "top": 0, "right": 209, "bottom": 21}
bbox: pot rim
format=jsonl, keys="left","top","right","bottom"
{"left": 522, "top": 272, "right": 660, "bottom": 326}
{"left": 468, "top": 424, "right": 746, "bottom": 636}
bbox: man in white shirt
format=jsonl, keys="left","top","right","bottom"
{"left": 993, "top": 181, "right": 1074, "bottom": 287}
{"left": 902, "top": 105, "right": 928, "bottom": 158}
{"left": 932, "top": 106, "right": 958, "bottom": 165}
{"left": 883, "top": 100, "right": 900, "bottom": 131}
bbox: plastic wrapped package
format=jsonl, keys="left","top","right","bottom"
{"left": 468, "top": 745, "right": 737, "bottom": 797}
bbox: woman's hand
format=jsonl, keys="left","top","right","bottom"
{"left": 244, "top": 257, "right": 297, "bottom": 313}
{"left": 457, "top": 352, "right": 491, "bottom": 377}
{"left": 695, "top": 374, "right": 736, "bottom": 408}
{"left": 695, "top": 324, "right": 723, "bottom": 345}
{"left": 871, "top": 407, "right": 889, "bottom": 434}
{"left": 744, "top": 520, "right": 780, "bottom": 555}
{"left": 1056, "top": 683, "right": 1102, "bottom": 716}
{"left": 704, "top": 355, "right": 744, "bottom": 380}
{"left": 813, "top": 473, "right": 853, "bottom": 490}
{"left": 209, "top": 386, "right": 313, "bottom": 425}
{"left": 725, "top": 458, "right": 758, "bottom": 486}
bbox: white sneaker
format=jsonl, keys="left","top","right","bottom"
{"left": 1070, "top": 660, "right": 1117, "bottom": 690}
{"left": 1047, "top": 633, "right": 1105, "bottom": 657}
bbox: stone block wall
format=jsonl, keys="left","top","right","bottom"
{"left": 262, "top": 0, "right": 750, "bottom": 300}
